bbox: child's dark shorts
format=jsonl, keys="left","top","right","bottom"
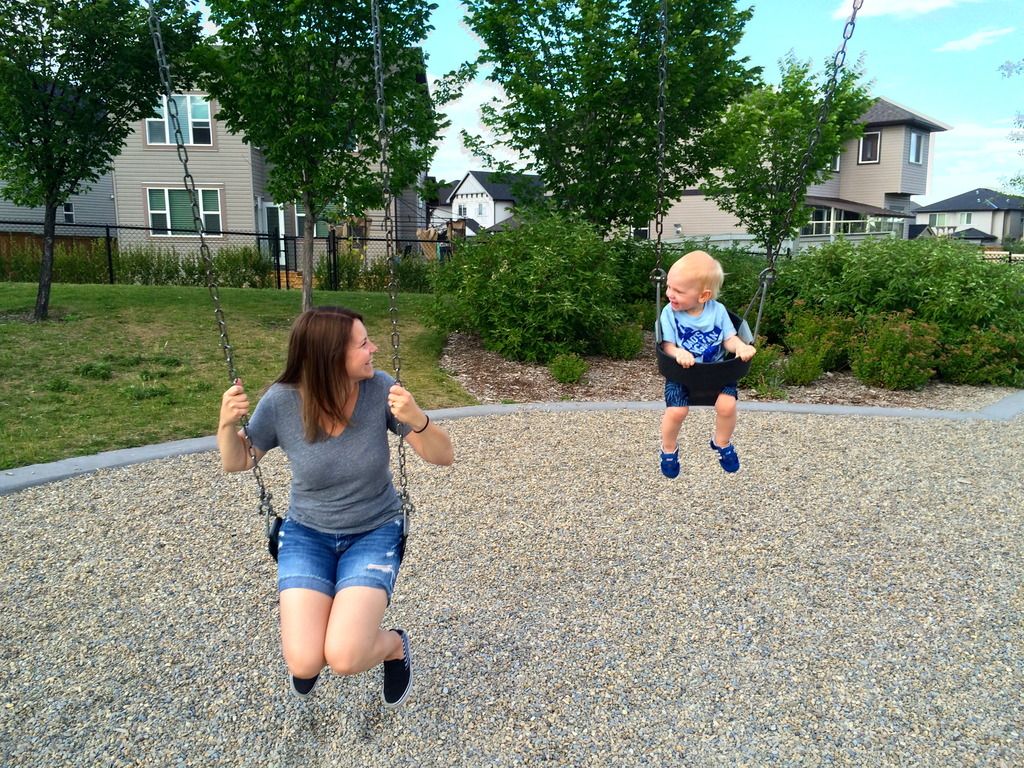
{"left": 664, "top": 379, "right": 739, "bottom": 407}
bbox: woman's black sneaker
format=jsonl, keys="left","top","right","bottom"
{"left": 290, "top": 672, "right": 319, "bottom": 698}
{"left": 381, "top": 628, "right": 412, "bottom": 708}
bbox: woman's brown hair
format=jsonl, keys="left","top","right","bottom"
{"left": 276, "top": 306, "right": 364, "bottom": 442}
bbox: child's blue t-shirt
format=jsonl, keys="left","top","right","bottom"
{"left": 659, "top": 299, "right": 736, "bottom": 363}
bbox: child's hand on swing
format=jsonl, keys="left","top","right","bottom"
{"left": 674, "top": 350, "right": 696, "bottom": 367}
{"left": 736, "top": 344, "right": 757, "bottom": 362}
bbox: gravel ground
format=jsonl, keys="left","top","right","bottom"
{"left": 1, "top": 409, "right": 1022, "bottom": 767}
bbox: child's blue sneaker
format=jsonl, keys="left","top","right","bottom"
{"left": 709, "top": 440, "right": 740, "bottom": 473}
{"left": 660, "top": 449, "right": 680, "bottom": 478}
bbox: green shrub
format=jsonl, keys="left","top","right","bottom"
{"left": 596, "top": 323, "right": 644, "bottom": 360}
{"left": 781, "top": 307, "right": 855, "bottom": 384}
{"left": 313, "top": 248, "right": 364, "bottom": 290}
{"left": 549, "top": 352, "right": 588, "bottom": 384}
{"left": 937, "top": 326, "right": 1024, "bottom": 386}
{"left": 771, "top": 238, "right": 1024, "bottom": 343}
{"left": 740, "top": 338, "right": 785, "bottom": 399}
{"left": 782, "top": 347, "right": 826, "bottom": 386}
{"left": 2, "top": 239, "right": 272, "bottom": 288}
{"left": 431, "top": 210, "right": 623, "bottom": 363}
{"left": 850, "top": 311, "right": 939, "bottom": 390}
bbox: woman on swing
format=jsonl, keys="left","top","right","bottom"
{"left": 217, "top": 306, "right": 454, "bottom": 707}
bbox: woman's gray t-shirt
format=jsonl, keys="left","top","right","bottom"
{"left": 246, "top": 371, "right": 411, "bottom": 534}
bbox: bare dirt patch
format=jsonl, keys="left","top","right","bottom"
{"left": 440, "top": 331, "right": 1018, "bottom": 412}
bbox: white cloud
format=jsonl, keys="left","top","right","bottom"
{"left": 832, "top": 0, "right": 980, "bottom": 19}
{"left": 919, "top": 119, "right": 1022, "bottom": 203}
{"left": 427, "top": 75, "right": 527, "bottom": 181}
{"left": 935, "top": 27, "right": 1015, "bottom": 51}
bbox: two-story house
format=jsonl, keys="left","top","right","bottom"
{"left": 914, "top": 188, "right": 1024, "bottom": 245}
{"left": 655, "top": 97, "right": 949, "bottom": 250}
{"left": 445, "top": 171, "right": 545, "bottom": 235}
{"left": 0, "top": 175, "right": 117, "bottom": 230}
{"left": 111, "top": 91, "right": 426, "bottom": 265}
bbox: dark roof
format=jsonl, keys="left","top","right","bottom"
{"left": 484, "top": 216, "right": 521, "bottom": 233}
{"left": 859, "top": 98, "right": 948, "bottom": 133}
{"left": 805, "top": 196, "right": 914, "bottom": 218}
{"left": 907, "top": 224, "right": 934, "bottom": 239}
{"left": 432, "top": 183, "right": 457, "bottom": 206}
{"left": 448, "top": 171, "right": 545, "bottom": 204}
{"left": 950, "top": 227, "right": 997, "bottom": 242}
{"left": 915, "top": 188, "right": 1024, "bottom": 213}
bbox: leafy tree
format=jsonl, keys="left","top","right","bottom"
{"left": 452, "top": 0, "right": 757, "bottom": 230}
{"left": 700, "top": 55, "right": 873, "bottom": 258}
{"left": 202, "top": 0, "right": 444, "bottom": 311}
{"left": 0, "top": 0, "right": 201, "bottom": 320}
{"left": 1000, "top": 58, "right": 1023, "bottom": 193}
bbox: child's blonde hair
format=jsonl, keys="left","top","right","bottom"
{"left": 670, "top": 250, "right": 724, "bottom": 299}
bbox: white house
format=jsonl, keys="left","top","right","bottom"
{"left": 914, "top": 188, "right": 1024, "bottom": 245}
{"left": 445, "top": 170, "right": 544, "bottom": 234}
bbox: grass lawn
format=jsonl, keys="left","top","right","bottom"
{"left": 0, "top": 282, "right": 476, "bottom": 470}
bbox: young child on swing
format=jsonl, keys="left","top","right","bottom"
{"left": 659, "top": 250, "right": 756, "bottom": 477}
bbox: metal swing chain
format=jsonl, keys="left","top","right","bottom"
{"left": 744, "top": 0, "right": 863, "bottom": 339}
{"left": 649, "top": 0, "right": 670, "bottom": 315}
{"left": 371, "top": 0, "right": 414, "bottom": 536}
{"left": 147, "top": 6, "right": 276, "bottom": 539}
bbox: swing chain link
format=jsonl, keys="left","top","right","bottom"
{"left": 147, "top": 5, "right": 276, "bottom": 534}
{"left": 647, "top": 0, "right": 671, "bottom": 327}
{"left": 773, "top": 0, "right": 863, "bottom": 273}
{"left": 649, "top": 0, "right": 670, "bottom": 292}
{"left": 371, "top": 0, "right": 414, "bottom": 531}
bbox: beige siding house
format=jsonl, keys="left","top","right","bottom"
{"left": 112, "top": 91, "right": 427, "bottom": 264}
{"left": 112, "top": 91, "right": 270, "bottom": 253}
{"left": 655, "top": 97, "right": 949, "bottom": 251}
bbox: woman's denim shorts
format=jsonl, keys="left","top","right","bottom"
{"left": 277, "top": 516, "right": 404, "bottom": 602}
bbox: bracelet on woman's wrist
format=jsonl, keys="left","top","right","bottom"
{"left": 412, "top": 414, "right": 430, "bottom": 433}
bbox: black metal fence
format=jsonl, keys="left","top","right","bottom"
{"left": 0, "top": 219, "right": 452, "bottom": 291}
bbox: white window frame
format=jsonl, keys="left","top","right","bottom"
{"left": 832, "top": 154, "right": 841, "bottom": 173}
{"left": 293, "top": 203, "right": 329, "bottom": 238}
{"left": 457, "top": 203, "right": 467, "bottom": 217}
{"left": 147, "top": 187, "right": 223, "bottom": 237}
{"left": 928, "top": 213, "right": 948, "bottom": 227}
{"left": 959, "top": 212, "right": 972, "bottom": 225}
{"left": 146, "top": 95, "right": 212, "bottom": 146}
{"left": 909, "top": 131, "right": 924, "bottom": 165}
{"left": 62, "top": 202, "right": 75, "bottom": 224}
{"left": 859, "top": 131, "right": 880, "bottom": 164}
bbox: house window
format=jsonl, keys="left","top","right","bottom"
{"left": 859, "top": 131, "right": 880, "bottom": 164}
{"left": 674, "top": 223, "right": 682, "bottom": 237}
{"left": 477, "top": 203, "right": 484, "bottom": 216}
{"left": 148, "top": 188, "right": 222, "bottom": 235}
{"left": 909, "top": 131, "right": 924, "bottom": 164}
{"left": 295, "top": 202, "right": 329, "bottom": 237}
{"left": 633, "top": 226, "right": 649, "bottom": 240}
{"left": 457, "top": 204, "right": 467, "bottom": 217}
{"left": 928, "top": 213, "right": 948, "bottom": 227}
{"left": 146, "top": 95, "right": 213, "bottom": 146}
{"left": 62, "top": 202, "right": 75, "bottom": 224}
{"left": 832, "top": 154, "right": 841, "bottom": 173}
{"left": 959, "top": 212, "right": 972, "bottom": 225}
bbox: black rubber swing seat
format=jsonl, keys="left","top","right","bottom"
{"left": 655, "top": 309, "right": 753, "bottom": 407}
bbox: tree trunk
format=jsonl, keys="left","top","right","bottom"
{"left": 300, "top": 192, "right": 314, "bottom": 312}
{"left": 34, "top": 203, "right": 58, "bottom": 321}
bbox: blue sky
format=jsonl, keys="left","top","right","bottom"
{"left": 421, "top": 0, "right": 1023, "bottom": 204}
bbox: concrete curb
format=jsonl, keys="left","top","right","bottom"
{"left": 3, "top": 393, "right": 1022, "bottom": 496}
